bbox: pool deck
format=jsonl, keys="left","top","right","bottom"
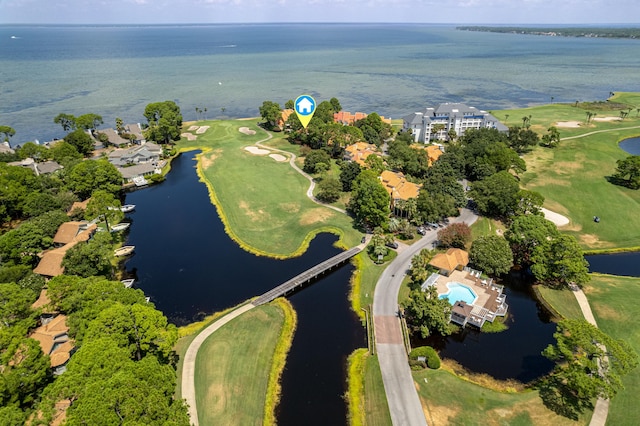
{"left": 434, "top": 269, "right": 494, "bottom": 310}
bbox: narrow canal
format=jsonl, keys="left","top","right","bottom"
{"left": 123, "top": 152, "right": 365, "bottom": 425}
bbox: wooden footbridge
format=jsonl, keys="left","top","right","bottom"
{"left": 252, "top": 245, "right": 364, "bottom": 306}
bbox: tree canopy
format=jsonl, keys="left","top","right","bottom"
{"left": 347, "top": 170, "right": 390, "bottom": 228}
{"left": 64, "top": 129, "right": 94, "bottom": 157}
{"left": 403, "top": 286, "right": 453, "bottom": 338}
{"left": 613, "top": 155, "right": 640, "bottom": 189}
{"left": 505, "top": 214, "right": 559, "bottom": 267}
{"left": 530, "top": 234, "right": 590, "bottom": 288}
{"left": 469, "top": 235, "right": 514, "bottom": 275}
{"left": 64, "top": 159, "right": 122, "bottom": 200}
{"left": 470, "top": 171, "right": 521, "bottom": 218}
{"left": 143, "top": 101, "right": 183, "bottom": 144}
{"left": 540, "top": 319, "right": 638, "bottom": 419}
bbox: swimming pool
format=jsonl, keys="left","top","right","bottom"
{"left": 439, "top": 282, "right": 478, "bottom": 306}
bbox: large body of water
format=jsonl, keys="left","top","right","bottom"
{"left": 2, "top": 24, "right": 640, "bottom": 144}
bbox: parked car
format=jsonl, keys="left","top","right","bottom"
{"left": 385, "top": 241, "right": 399, "bottom": 249}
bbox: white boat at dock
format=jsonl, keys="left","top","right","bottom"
{"left": 121, "top": 279, "right": 135, "bottom": 288}
{"left": 110, "top": 222, "right": 131, "bottom": 232}
{"left": 114, "top": 245, "right": 135, "bottom": 257}
{"left": 120, "top": 204, "right": 136, "bottom": 213}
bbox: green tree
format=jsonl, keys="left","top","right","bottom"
{"left": 259, "top": 100, "right": 282, "bottom": 130}
{"left": 403, "top": 287, "right": 453, "bottom": 338}
{"left": 85, "top": 302, "right": 178, "bottom": 362}
{"left": 0, "top": 283, "right": 36, "bottom": 328}
{"left": 0, "top": 125, "right": 16, "bottom": 143}
{"left": 514, "top": 189, "right": 545, "bottom": 216}
{"left": 303, "top": 149, "right": 331, "bottom": 174}
{"left": 143, "top": 101, "right": 183, "bottom": 144}
{"left": 540, "top": 126, "right": 561, "bottom": 148}
{"left": 16, "top": 141, "right": 50, "bottom": 162}
{"left": 0, "top": 162, "right": 40, "bottom": 223}
{"left": 22, "top": 192, "right": 62, "bottom": 217}
{"left": 530, "top": 234, "right": 590, "bottom": 288}
{"left": 0, "top": 405, "right": 27, "bottom": 425}
{"left": 436, "top": 223, "right": 471, "bottom": 248}
{"left": 54, "top": 113, "right": 77, "bottom": 132}
{"left": 329, "top": 97, "right": 342, "bottom": 112}
{"left": 505, "top": 214, "right": 559, "bottom": 267}
{"left": 539, "top": 319, "right": 639, "bottom": 419}
{"left": 316, "top": 176, "right": 342, "bottom": 203}
{"left": 65, "top": 159, "right": 122, "bottom": 200}
{"left": 363, "top": 153, "right": 385, "bottom": 174}
{"left": 339, "top": 161, "right": 361, "bottom": 192}
{"left": 0, "top": 336, "right": 51, "bottom": 408}
{"left": 408, "top": 249, "right": 434, "bottom": 288}
{"left": 64, "top": 129, "right": 94, "bottom": 157}
{"left": 84, "top": 189, "right": 123, "bottom": 228}
{"left": 470, "top": 171, "right": 521, "bottom": 218}
{"left": 507, "top": 126, "right": 540, "bottom": 153}
{"left": 613, "top": 155, "right": 640, "bottom": 189}
{"left": 75, "top": 113, "right": 103, "bottom": 131}
{"left": 49, "top": 140, "right": 83, "bottom": 166}
{"left": 416, "top": 191, "right": 458, "bottom": 224}
{"left": 469, "top": 235, "right": 513, "bottom": 275}
{"left": 62, "top": 231, "right": 114, "bottom": 279}
{"left": 347, "top": 170, "right": 390, "bottom": 228}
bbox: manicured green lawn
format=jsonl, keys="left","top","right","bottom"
{"left": 194, "top": 304, "right": 284, "bottom": 426}
{"left": 535, "top": 286, "right": 584, "bottom": 321}
{"left": 582, "top": 274, "right": 640, "bottom": 426}
{"left": 364, "top": 354, "right": 392, "bottom": 426}
{"left": 413, "top": 368, "right": 589, "bottom": 426}
{"left": 496, "top": 92, "right": 640, "bottom": 249}
{"left": 178, "top": 119, "right": 360, "bottom": 257}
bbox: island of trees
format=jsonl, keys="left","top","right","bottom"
{"left": 457, "top": 26, "right": 640, "bottom": 39}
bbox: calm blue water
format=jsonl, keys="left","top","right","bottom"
{"left": 439, "top": 282, "right": 477, "bottom": 305}
{"left": 619, "top": 137, "right": 640, "bottom": 155}
{"left": 2, "top": 24, "right": 640, "bottom": 144}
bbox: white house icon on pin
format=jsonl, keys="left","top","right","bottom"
{"left": 296, "top": 97, "right": 314, "bottom": 114}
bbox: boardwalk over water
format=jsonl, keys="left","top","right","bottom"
{"left": 252, "top": 245, "right": 363, "bottom": 306}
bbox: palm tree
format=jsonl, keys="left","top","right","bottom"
{"left": 195, "top": 107, "right": 201, "bottom": 120}
{"left": 203, "top": 107, "right": 208, "bottom": 120}
{"left": 636, "top": 108, "right": 640, "bottom": 118}
{"left": 505, "top": 114, "right": 509, "bottom": 122}
{"left": 550, "top": 96, "right": 554, "bottom": 103}
{"left": 574, "top": 100, "right": 579, "bottom": 107}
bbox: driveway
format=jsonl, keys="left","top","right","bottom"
{"left": 372, "top": 208, "right": 478, "bottom": 425}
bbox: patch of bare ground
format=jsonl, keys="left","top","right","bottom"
{"left": 594, "top": 304, "right": 625, "bottom": 322}
{"left": 579, "top": 234, "right": 604, "bottom": 247}
{"left": 421, "top": 399, "right": 460, "bottom": 426}
{"left": 238, "top": 200, "right": 267, "bottom": 222}
{"left": 279, "top": 203, "right": 300, "bottom": 214}
{"left": 200, "top": 149, "right": 222, "bottom": 169}
{"left": 527, "top": 177, "right": 571, "bottom": 188}
{"left": 593, "top": 116, "right": 622, "bottom": 122}
{"left": 555, "top": 121, "right": 582, "bottom": 128}
{"left": 299, "top": 208, "right": 334, "bottom": 226}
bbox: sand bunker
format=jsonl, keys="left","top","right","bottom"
{"left": 244, "top": 146, "right": 270, "bottom": 155}
{"left": 556, "top": 121, "right": 581, "bottom": 128}
{"left": 541, "top": 208, "right": 570, "bottom": 227}
{"left": 269, "top": 153, "right": 287, "bottom": 162}
{"left": 239, "top": 127, "right": 256, "bottom": 135}
{"left": 593, "top": 116, "right": 621, "bottom": 122}
{"left": 181, "top": 132, "right": 197, "bottom": 141}
{"left": 187, "top": 125, "right": 199, "bottom": 131}
{"left": 196, "top": 126, "right": 210, "bottom": 134}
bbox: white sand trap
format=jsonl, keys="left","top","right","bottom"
{"left": 593, "top": 116, "right": 622, "bottom": 122}
{"left": 181, "top": 132, "right": 197, "bottom": 141}
{"left": 541, "top": 208, "right": 570, "bottom": 227}
{"left": 269, "top": 153, "right": 287, "bottom": 162}
{"left": 244, "top": 146, "right": 270, "bottom": 155}
{"left": 196, "top": 125, "right": 210, "bottom": 134}
{"left": 556, "top": 121, "right": 581, "bottom": 128}
{"left": 188, "top": 125, "right": 200, "bottom": 131}
{"left": 239, "top": 127, "right": 256, "bottom": 135}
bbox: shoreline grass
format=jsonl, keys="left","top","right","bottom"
{"left": 346, "top": 348, "right": 368, "bottom": 426}
{"left": 264, "top": 298, "right": 297, "bottom": 425}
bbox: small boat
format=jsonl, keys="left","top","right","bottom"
{"left": 121, "top": 279, "right": 135, "bottom": 288}
{"left": 114, "top": 246, "right": 135, "bottom": 257}
{"left": 110, "top": 223, "right": 130, "bottom": 232}
{"left": 120, "top": 204, "right": 136, "bottom": 213}
{"left": 145, "top": 297, "right": 151, "bottom": 303}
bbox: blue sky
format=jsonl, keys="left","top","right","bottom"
{"left": 1, "top": 0, "right": 639, "bottom": 24}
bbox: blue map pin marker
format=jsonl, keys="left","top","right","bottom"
{"left": 294, "top": 95, "right": 316, "bottom": 129}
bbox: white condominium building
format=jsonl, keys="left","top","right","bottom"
{"left": 403, "top": 103, "right": 508, "bottom": 143}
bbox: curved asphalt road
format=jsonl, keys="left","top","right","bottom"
{"left": 373, "top": 208, "right": 478, "bottom": 426}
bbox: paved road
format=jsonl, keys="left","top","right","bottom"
{"left": 373, "top": 208, "right": 478, "bottom": 426}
